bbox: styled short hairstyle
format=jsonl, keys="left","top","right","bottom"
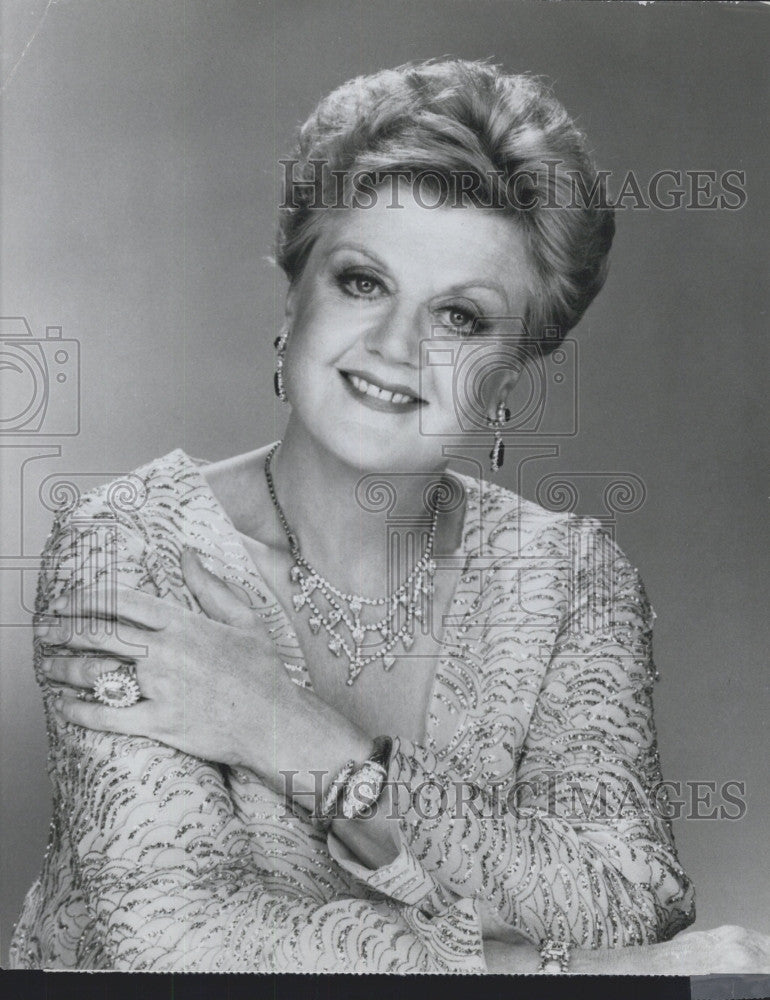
{"left": 275, "top": 59, "right": 615, "bottom": 351}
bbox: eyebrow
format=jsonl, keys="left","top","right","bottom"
{"left": 327, "top": 241, "right": 513, "bottom": 305}
{"left": 326, "top": 241, "right": 391, "bottom": 273}
{"left": 440, "top": 280, "right": 511, "bottom": 303}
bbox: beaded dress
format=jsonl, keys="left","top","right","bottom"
{"left": 9, "top": 448, "right": 695, "bottom": 971}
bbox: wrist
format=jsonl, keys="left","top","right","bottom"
{"left": 569, "top": 941, "right": 667, "bottom": 975}
{"left": 257, "top": 682, "right": 372, "bottom": 799}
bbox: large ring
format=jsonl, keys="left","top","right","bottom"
{"left": 92, "top": 665, "right": 141, "bottom": 708}
{"left": 538, "top": 939, "right": 571, "bottom": 974}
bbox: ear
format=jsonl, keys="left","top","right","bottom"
{"left": 502, "top": 361, "right": 524, "bottom": 396}
{"left": 486, "top": 364, "right": 524, "bottom": 419}
{"left": 284, "top": 281, "right": 298, "bottom": 330}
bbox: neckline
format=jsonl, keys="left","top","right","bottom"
{"left": 175, "top": 446, "right": 480, "bottom": 745}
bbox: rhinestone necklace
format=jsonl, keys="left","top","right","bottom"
{"left": 264, "top": 441, "right": 438, "bottom": 685}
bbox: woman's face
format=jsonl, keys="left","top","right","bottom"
{"left": 282, "top": 181, "right": 535, "bottom": 473}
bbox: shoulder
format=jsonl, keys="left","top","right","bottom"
{"left": 50, "top": 449, "right": 200, "bottom": 525}
{"left": 452, "top": 470, "right": 652, "bottom": 618}
{"left": 451, "top": 470, "right": 619, "bottom": 558}
{"left": 38, "top": 450, "right": 202, "bottom": 593}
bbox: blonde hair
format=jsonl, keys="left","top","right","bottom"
{"left": 275, "top": 59, "right": 615, "bottom": 351}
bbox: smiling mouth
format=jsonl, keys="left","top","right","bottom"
{"left": 340, "top": 370, "right": 425, "bottom": 408}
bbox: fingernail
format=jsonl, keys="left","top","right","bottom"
{"left": 37, "top": 625, "right": 50, "bottom": 637}
{"left": 41, "top": 658, "right": 52, "bottom": 674}
{"left": 50, "top": 596, "right": 68, "bottom": 612}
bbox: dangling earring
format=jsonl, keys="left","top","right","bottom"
{"left": 273, "top": 327, "right": 289, "bottom": 403}
{"left": 488, "top": 401, "right": 510, "bottom": 473}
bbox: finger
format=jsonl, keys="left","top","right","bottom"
{"left": 46, "top": 584, "right": 169, "bottom": 631}
{"left": 33, "top": 613, "right": 64, "bottom": 641}
{"left": 40, "top": 618, "right": 151, "bottom": 659}
{"left": 42, "top": 654, "right": 135, "bottom": 691}
{"left": 182, "top": 548, "right": 255, "bottom": 627}
{"left": 53, "top": 686, "right": 152, "bottom": 737}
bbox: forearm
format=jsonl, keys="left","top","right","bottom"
{"left": 381, "top": 737, "right": 693, "bottom": 944}
{"left": 570, "top": 937, "right": 695, "bottom": 975}
{"left": 84, "top": 860, "right": 465, "bottom": 972}
{"left": 243, "top": 681, "right": 369, "bottom": 790}
{"left": 483, "top": 939, "right": 671, "bottom": 975}
{"left": 250, "top": 685, "right": 402, "bottom": 868}
{"left": 258, "top": 687, "right": 691, "bottom": 940}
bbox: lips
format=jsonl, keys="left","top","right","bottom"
{"left": 339, "top": 369, "right": 425, "bottom": 408}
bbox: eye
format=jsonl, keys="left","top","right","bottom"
{"left": 337, "top": 268, "right": 385, "bottom": 299}
{"left": 436, "top": 305, "right": 486, "bottom": 336}
{"left": 448, "top": 307, "right": 474, "bottom": 330}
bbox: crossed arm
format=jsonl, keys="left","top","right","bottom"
{"left": 35, "top": 496, "right": 696, "bottom": 970}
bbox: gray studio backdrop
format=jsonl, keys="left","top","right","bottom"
{"left": 1, "top": 0, "right": 768, "bottom": 959}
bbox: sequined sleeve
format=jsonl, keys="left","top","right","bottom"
{"left": 17, "top": 495, "right": 485, "bottom": 972}
{"left": 336, "top": 518, "right": 696, "bottom": 949}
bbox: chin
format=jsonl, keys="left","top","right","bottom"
{"left": 326, "top": 423, "right": 438, "bottom": 475}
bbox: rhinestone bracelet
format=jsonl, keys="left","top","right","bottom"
{"left": 311, "top": 758, "right": 357, "bottom": 832}
{"left": 312, "top": 736, "right": 393, "bottom": 831}
{"left": 341, "top": 757, "right": 388, "bottom": 819}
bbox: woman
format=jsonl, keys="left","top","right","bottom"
{"left": 9, "top": 59, "right": 767, "bottom": 974}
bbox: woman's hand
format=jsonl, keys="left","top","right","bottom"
{"left": 646, "top": 925, "right": 770, "bottom": 975}
{"left": 483, "top": 939, "right": 541, "bottom": 974}
{"left": 35, "top": 549, "right": 300, "bottom": 773}
{"left": 483, "top": 925, "right": 770, "bottom": 975}
{"left": 568, "top": 925, "right": 770, "bottom": 975}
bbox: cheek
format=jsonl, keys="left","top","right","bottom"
{"left": 283, "top": 314, "right": 329, "bottom": 385}
{"left": 283, "top": 317, "right": 350, "bottom": 405}
{"left": 432, "top": 371, "right": 458, "bottom": 412}
{"left": 422, "top": 350, "right": 500, "bottom": 435}
{"left": 421, "top": 369, "right": 465, "bottom": 432}
{"left": 290, "top": 290, "right": 355, "bottom": 361}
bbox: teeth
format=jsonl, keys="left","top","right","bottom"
{"left": 347, "top": 373, "right": 417, "bottom": 405}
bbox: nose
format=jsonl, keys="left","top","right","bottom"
{"left": 363, "top": 303, "right": 421, "bottom": 367}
